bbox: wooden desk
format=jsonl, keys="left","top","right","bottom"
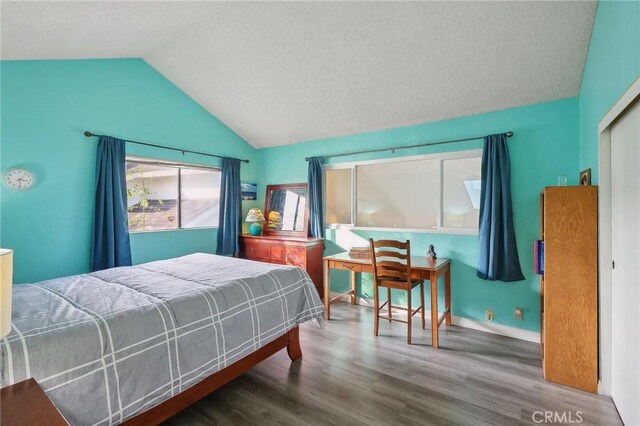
{"left": 323, "top": 252, "right": 452, "bottom": 348}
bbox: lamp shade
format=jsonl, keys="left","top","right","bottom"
{"left": 0, "top": 249, "right": 13, "bottom": 338}
{"left": 245, "top": 208, "right": 266, "bottom": 223}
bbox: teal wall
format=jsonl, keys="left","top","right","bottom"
{"left": 7, "top": 11, "right": 629, "bottom": 330}
{"left": 579, "top": 0, "right": 640, "bottom": 183}
{"left": 0, "top": 59, "right": 259, "bottom": 283}
{"left": 258, "top": 98, "right": 580, "bottom": 331}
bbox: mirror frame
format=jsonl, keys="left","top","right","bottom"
{"left": 264, "top": 183, "right": 309, "bottom": 237}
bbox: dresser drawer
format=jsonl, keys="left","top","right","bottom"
{"left": 270, "top": 245, "right": 286, "bottom": 261}
{"left": 285, "top": 246, "right": 306, "bottom": 268}
{"left": 244, "top": 242, "right": 270, "bottom": 259}
{"left": 330, "top": 260, "right": 362, "bottom": 272}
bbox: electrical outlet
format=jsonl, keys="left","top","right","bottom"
{"left": 514, "top": 307, "right": 523, "bottom": 320}
{"left": 485, "top": 308, "right": 494, "bottom": 321}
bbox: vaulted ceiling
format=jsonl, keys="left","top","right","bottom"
{"left": 1, "top": 1, "right": 596, "bottom": 148}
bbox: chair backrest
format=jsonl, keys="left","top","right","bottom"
{"left": 368, "top": 239, "right": 412, "bottom": 285}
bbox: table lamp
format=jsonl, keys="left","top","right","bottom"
{"left": 0, "top": 249, "right": 13, "bottom": 338}
{"left": 246, "top": 208, "right": 266, "bottom": 236}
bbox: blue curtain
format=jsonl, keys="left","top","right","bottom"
{"left": 216, "top": 157, "right": 242, "bottom": 256}
{"left": 91, "top": 136, "right": 132, "bottom": 271}
{"left": 477, "top": 134, "right": 524, "bottom": 282}
{"left": 307, "top": 157, "right": 325, "bottom": 239}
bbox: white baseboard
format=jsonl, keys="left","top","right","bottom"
{"left": 329, "top": 291, "right": 541, "bottom": 343}
{"left": 450, "top": 316, "right": 540, "bottom": 343}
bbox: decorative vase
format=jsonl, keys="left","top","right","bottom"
{"left": 249, "top": 222, "right": 263, "bottom": 236}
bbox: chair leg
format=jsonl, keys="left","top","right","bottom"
{"left": 387, "top": 287, "right": 392, "bottom": 322}
{"left": 374, "top": 283, "right": 379, "bottom": 337}
{"left": 407, "top": 288, "right": 412, "bottom": 344}
{"left": 420, "top": 282, "right": 426, "bottom": 330}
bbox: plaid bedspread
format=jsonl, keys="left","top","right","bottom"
{"left": 0, "top": 254, "right": 324, "bottom": 425}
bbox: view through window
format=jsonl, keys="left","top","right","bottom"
{"left": 126, "top": 158, "right": 221, "bottom": 232}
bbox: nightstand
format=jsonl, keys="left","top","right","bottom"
{"left": 1, "top": 378, "right": 68, "bottom": 425}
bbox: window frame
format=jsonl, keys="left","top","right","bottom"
{"left": 323, "top": 149, "right": 482, "bottom": 235}
{"left": 125, "top": 156, "right": 221, "bottom": 233}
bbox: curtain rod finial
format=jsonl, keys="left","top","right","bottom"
{"left": 84, "top": 131, "right": 94, "bottom": 137}
{"left": 506, "top": 131, "right": 514, "bottom": 137}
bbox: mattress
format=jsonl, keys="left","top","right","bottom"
{"left": 0, "top": 253, "right": 324, "bottom": 425}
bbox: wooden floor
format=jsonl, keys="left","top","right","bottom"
{"left": 165, "top": 303, "right": 621, "bottom": 426}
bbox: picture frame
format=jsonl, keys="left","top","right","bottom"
{"left": 579, "top": 168, "right": 591, "bottom": 186}
{"left": 241, "top": 183, "right": 257, "bottom": 200}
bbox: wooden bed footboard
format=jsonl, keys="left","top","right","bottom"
{"left": 122, "top": 326, "right": 302, "bottom": 426}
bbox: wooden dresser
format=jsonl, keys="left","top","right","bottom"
{"left": 540, "top": 186, "right": 598, "bottom": 393}
{"left": 240, "top": 234, "right": 324, "bottom": 298}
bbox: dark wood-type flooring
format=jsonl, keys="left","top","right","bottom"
{"left": 165, "top": 303, "right": 621, "bottom": 426}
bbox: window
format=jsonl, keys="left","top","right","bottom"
{"left": 325, "top": 168, "right": 352, "bottom": 224}
{"left": 357, "top": 158, "right": 438, "bottom": 229}
{"left": 324, "top": 149, "right": 482, "bottom": 233}
{"left": 126, "top": 157, "right": 221, "bottom": 232}
{"left": 180, "top": 168, "right": 220, "bottom": 229}
{"left": 442, "top": 157, "right": 482, "bottom": 229}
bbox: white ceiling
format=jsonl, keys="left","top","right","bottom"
{"left": 1, "top": 1, "right": 596, "bottom": 148}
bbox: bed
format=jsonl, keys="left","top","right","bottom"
{"left": 0, "top": 253, "right": 324, "bottom": 425}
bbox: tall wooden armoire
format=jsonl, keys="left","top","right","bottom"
{"left": 540, "top": 186, "right": 598, "bottom": 393}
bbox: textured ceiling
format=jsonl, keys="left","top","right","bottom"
{"left": 1, "top": 1, "right": 596, "bottom": 148}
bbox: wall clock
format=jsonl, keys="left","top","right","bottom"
{"left": 3, "top": 168, "right": 36, "bottom": 191}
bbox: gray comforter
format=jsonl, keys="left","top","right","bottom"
{"left": 0, "top": 254, "right": 324, "bottom": 425}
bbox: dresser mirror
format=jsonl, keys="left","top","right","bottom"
{"left": 264, "top": 183, "right": 309, "bottom": 237}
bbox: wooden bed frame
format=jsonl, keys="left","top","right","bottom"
{"left": 122, "top": 326, "right": 302, "bottom": 425}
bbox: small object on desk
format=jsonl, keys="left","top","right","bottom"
{"left": 0, "top": 378, "right": 68, "bottom": 425}
{"left": 348, "top": 246, "right": 371, "bottom": 258}
{"left": 427, "top": 244, "right": 437, "bottom": 260}
{"left": 245, "top": 208, "right": 266, "bottom": 236}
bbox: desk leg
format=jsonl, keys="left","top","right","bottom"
{"left": 445, "top": 266, "right": 451, "bottom": 326}
{"left": 420, "top": 281, "right": 425, "bottom": 329}
{"left": 430, "top": 271, "right": 439, "bottom": 349}
{"left": 350, "top": 270, "right": 357, "bottom": 305}
{"left": 323, "top": 259, "right": 330, "bottom": 320}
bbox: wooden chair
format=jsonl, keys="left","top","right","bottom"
{"left": 368, "top": 239, "right": 425, "bottom": 344}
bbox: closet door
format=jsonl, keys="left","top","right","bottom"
{"left": 610, "top": 99, "right": 640, "bottom": 426}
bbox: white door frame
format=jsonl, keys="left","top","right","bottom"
{"left": 597, "top": 76, "right": 640, "bottom": 396}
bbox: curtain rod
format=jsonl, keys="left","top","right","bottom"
{"left": 304, "top": 131, "right": 513, "bottom": 161}
{"left": 83, "top": 131, "right": 250, "bottom": 163}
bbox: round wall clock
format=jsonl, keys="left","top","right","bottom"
{"left": 3, "top": 168, "right": 36, "bottom": 191}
